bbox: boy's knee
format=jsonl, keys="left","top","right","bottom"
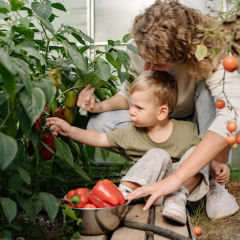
{"left": 145, "top": 149, "right": 171, "bottom": 162}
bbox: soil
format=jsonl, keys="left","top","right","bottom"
{"left": 13, "top": 179, "right": 240, "bottom": 240}
{"left": 188, "top": 179, "right": 240, "bottom": 240}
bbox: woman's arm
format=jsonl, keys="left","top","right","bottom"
{"left": 125, "top": 130, "right": 229, "bottom": 209}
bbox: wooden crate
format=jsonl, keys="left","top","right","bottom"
{"left": 75, "top": 200, "right": 196, "bottom": 240}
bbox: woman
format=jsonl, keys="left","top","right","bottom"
{"left": 78, "top": 0, "right": 240, "bottom": 219}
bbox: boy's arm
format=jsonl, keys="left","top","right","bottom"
{"left": 68, "top": 127, "right": 110, "bottom": 148}
{"left": 46, "top": 117, "right": 110, "bottom": 148}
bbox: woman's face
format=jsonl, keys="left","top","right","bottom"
{"left": 143, "top": 60, "right": 176, "bottom": 71}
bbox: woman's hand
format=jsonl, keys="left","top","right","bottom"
{"left": 210, "top": 160, "right": 230, "bottom": 185}
{"left": 77, "top": 85, "right": 102, "bottom": 113}
{"left": 46, "top": 117, "right": 72, "bottom": 137}
{"left": 125, "top": 174, "right": 182, "bottom": 210}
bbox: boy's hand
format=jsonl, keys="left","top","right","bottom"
{"left": 210, "top": 160, "right": 230, "bottom": 185}
{"left": 46, "top": 117, "right": 72, "bottom": 137}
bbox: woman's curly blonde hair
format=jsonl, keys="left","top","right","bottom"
{"left": 131, "top": 0, "right": 216, "bottom": 79}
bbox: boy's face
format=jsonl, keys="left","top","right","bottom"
{"left": 129, "top": 90, "right": 159, "bottom": 127}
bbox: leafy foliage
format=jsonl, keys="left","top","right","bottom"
{"left": 0, "top": 0, "right": 136, "bottom": 238}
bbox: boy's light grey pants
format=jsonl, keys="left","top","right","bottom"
{"left": 121, "top": 146, "right": 210, "bottom": 202}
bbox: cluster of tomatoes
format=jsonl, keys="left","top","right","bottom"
{"left": 215, "top": 56, "right": 239, "bottom": 149}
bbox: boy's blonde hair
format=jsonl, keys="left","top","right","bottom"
{"left": 130, "top": 71, "right": 178, "bottom": 114}
{"left": 131, "top": 0, "right": 216, "bottom": 79}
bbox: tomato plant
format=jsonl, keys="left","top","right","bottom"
{"left": 227, "top": 122, "right": 237, "bottom": 132}
{"left": 215, "top": 100, "right": 225, "bottom": 109}
{"left": 193, "top": 226, "right": 202, "bottom": 236}
{"left": 222, "top": 56, "right": 238, "bottom": 72}
{"left": 0, "top": 0, "right": 135, "bottom": 237}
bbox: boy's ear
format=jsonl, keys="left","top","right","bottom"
{"left": 157, "top": 105, "right": 169, "bottom": 121}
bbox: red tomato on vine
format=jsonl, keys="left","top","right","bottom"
{"left": 215, "top": 100, "right": 225, "bottom": 109}
{"left": 226, "top": 135, "right": 236, "bottom": 145}
{"left": 232, "top": 143, "right": 238, "bottom": 149}
{"left": 227, "top": 122, "right": 237, "bottom": 132}
{"left": 236, "top": 135, "right": 240, "bottom": 144}
{"left": 222, "top": 56, "right": 238, "bottom": 72}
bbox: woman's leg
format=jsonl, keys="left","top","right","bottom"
{"left": 87, "top": 110, "right": 131, "bottom": 132}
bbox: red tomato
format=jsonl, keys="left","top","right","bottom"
{"left": 236, "top": 135, "right": 240, "bottom": 144}
{"left": 222, "top": 56, "right": 238, "bottom": 72}
{"left": 193, "top": 226, "right": 202, "bottom": 236}
{"left": 227, "top": 122, "right": 237, "bottom": 133}
{"left": 226, "top": 135, "right": 236, "bottom": 145}
{"left": 215, "top": 100, "right": 225, "bottom": 109}
{"left": 232, "top": 143, "right": 238, "bottom": 149}
{"left": 83, "top": 204, "right": 97, "bottom": 208}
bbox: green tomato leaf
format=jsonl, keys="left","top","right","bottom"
{"left": 122, "top": 33, "right": 132, "bottom": 43}
{"left": 118, "top": 71, "right": 130, "bottom": 84}
{"left": 0, "top": 13, "right": 8, "bottom": 18}
{"left": 0, "top": 132, "right": 17, "bottom": 170}
{"left": 106, "top": 53, "right": 122, "bottom": 71}
{"left": 0, "top": 198, "right": 17, "bottom": 223}
{"left": 9, "top": 0, "right": 24, "bottom": 11}
{"left": 18, "top": 69, "right": 33, "bottom": 94}
{"left": 118, "top": 50, "right": 130, "bottom": 71}
{"left": 34, "top": 200, "right": 43, "bottom": 216}
{"left": 74, "top": 164, "right": 91, "bottom": 181}
{"left": 62, "top": 205, "right": 82, "bottom": 225}
{"left": 1, "top": 112, "right": 18, "bottom": 138}
{"left": 51, "top": 3, "right": 66, "bottom": 12}
{"left": 9, "top": 173, "right": 24, "bottom": 190}
{"left": 0, "top": 92, "right": 8, "bottom": 106}
{"left": 94, "top": 59, "right": 111, "bottom": 81}
{"left": 15, "top": 25, "right": 34, "bottom": 40}
{"left": 39, "top": 192, "right": 59, "bottom": 223}
{"left": 31, "top": 2, "right": 52, "bottom": 19}
{"left": 39, "top": 17, "right": 55, "bottom": 34}
{"left": 62, "top": 41, "right": 87, "bottom": 72}
{"left": 18, "top": 166, "right": 31, "bottom": 185}
{"left": 127, "top": 44, "right": 139, "bottom": 55}
{"left": 0, "top": 0, "right": 10, "bottom": 14}
{"left": 19, "top": 87, "right": 45, "bottom": 126}
{"left": 41, "top": 77, "right": 56, "bottom": 104}
{"left": 195, "top": 44, "right": 208, "bottom": 61}
{"left": 55, "top": 137, "right": 73, "bottom": 167}
{"left": 15, "top": 107, "right": 32, "bottom": 138}
{"left": 77, "top": 30, "right": 94, "bottom": 43}
{"left": 18, "top": 17, "right": 30, "bottom": 28}
{"left": 16, "top": 196, "right": 36, "bottom": 223}
{"left": 21, "top": 46, "right": 46, "bottom": 65}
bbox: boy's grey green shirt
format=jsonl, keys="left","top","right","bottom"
{"left": 106, "top": 119, "right": 200, "bottom": 162}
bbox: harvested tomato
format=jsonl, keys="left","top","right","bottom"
{"left": 222, "top": 56, "right": 238, "bottom": 72}
{"left": 193, "top": 226, "right": 202, "bottom": 236}
{"left": 232, "top": 143, "right": 238, "bottom": 149}
{"left": 48, "top": 69, "right": 62, "bottom": 88}
{"left": 215, "top": 100, "right": 225, "bottom": 109}
{"left": 236, "top": 135, "right": 240, "bottom": 144}
{"left": 67, "top": 188, "right": 90, "bottom": 208}
{"left": 83, "top": 203, "right": 97, "bottom": 208}
{"left": 226, "top": 135, "right": 236, "bottom": 145}
{"left": 227, "top": 122, "right": 237, "bottom": 132}
{"left": 89, "top": 179, "right": 125, "bottom": 208}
